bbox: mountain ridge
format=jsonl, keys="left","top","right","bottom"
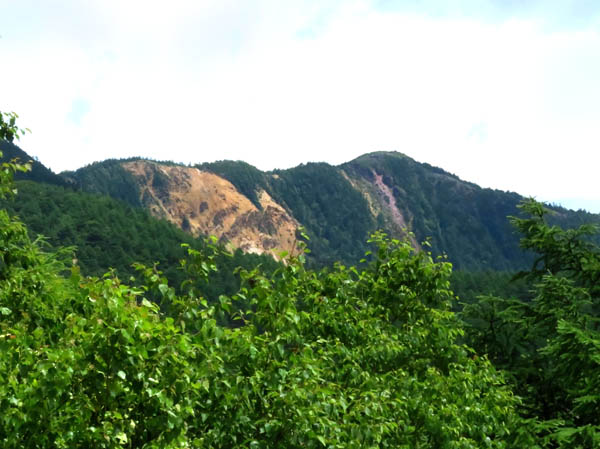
{"left": 5, "top": 145, "right": 599, "bottom": 271}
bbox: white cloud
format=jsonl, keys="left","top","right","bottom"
{"left": 0, "top": 0, "right": 599, "bottom": 210}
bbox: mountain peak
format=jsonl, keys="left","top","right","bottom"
{"left": 346, "top": 151, "right": 410, "bottom": 164}
{"left": 15, "top": 147, "right": 599, "bottom": 271}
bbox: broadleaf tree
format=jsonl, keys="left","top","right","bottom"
{"left": 0, "top": 111, "right": 532, "bottom": 447}
{"left": 461, "top": 199, "right": 600, "bottom": 447}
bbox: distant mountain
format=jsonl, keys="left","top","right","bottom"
{"left": 0, "top": 145, "right": 279, "bottom": 298}
{"left": 0, "top": 139, "right": 67, "bottom": 186}
{"left": 62, "top": 151, "right": 600, "bottom": 271}
{"left": 3, "top": 141, "right": 597, "bottom": 271}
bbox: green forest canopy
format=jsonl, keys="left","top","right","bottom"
{"left": 2, "top": 114, "right": 600, "bottom": 447}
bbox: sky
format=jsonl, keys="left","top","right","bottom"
{"left": 1, "top": 0, "right": 599, "bottom": 212}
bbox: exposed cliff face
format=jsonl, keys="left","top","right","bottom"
{"left": 121, "top": 161, "right": 299, "bottom": 258}
{"left": 371, "top": 170, "right": 407, "bottom": 230}
{"left": 341, "top": 168, "right": 419, "bottom": 248}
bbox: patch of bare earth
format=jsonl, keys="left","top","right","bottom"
{"left": 371, "top": 170, "right": 419, "bottom": 248}
{"left": 122, "top": 161, "right": 299, "bottom": 259}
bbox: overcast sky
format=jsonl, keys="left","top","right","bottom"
{"left": 1, "top": 0, "right": 599, "bottom": 211}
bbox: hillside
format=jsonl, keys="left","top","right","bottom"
{"left": 342, "top": 152, "right": 525, "bottom": 269}
{"left": 65, "top": 152, "right": 600, "bottom": 271}
{"left": 0, "top": 139, "right": 68, "bottom": 186}
{"left": 3, "top": 132, "right": 600, "bottom": 448}
{"left": 4, "top": 142, "right": 598, "bottom": 271}
{"left": 0, "top": 143, "right": 281, "bottom": 299}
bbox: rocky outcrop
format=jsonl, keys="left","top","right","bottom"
{"left": 342, "top": 167, "right": 419, "bottom": 248}
{"left": 122, "top": 161, "right": 299, "bottom": 259}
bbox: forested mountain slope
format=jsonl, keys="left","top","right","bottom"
{"left": 343, "top": 152, "right": 526, "bottom": 269}
{"left": 4, "top": 115, "right": 600, "bottom": 448}
{"left": 66, "top": 152, "right": 600, "bottom": 271}
{"left": 0, "top": 178, "right": 279, "bottom": 299}
{"left": 0, "top": 139, "right": 67, "bottom": 186}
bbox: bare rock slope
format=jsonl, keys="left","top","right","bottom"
{"left": 122, "top": 161, "right": 299, "bottom": 259}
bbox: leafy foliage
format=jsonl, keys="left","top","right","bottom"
{"left": 0, "top": 179, "right": 279, "bottom": 300}
{"left": 0, "top": 125, "right": 528, "bottom": 446}
{"left": 460, "top": 199, "right": 600, "bottom": 447}
{"left": 0, "top": 116, "right": 32, "bottom": 198}
{"left": 0, "top": 214, "right": 527, "bottom": 447}
{"left": 0, "top": 214, "right": 201, "bottom": 447}
{"left": 0, "top": 111, "right": 29, "bottom": 143}
{"left": 5, "top": 111, "right": 600, "bottom": 447}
